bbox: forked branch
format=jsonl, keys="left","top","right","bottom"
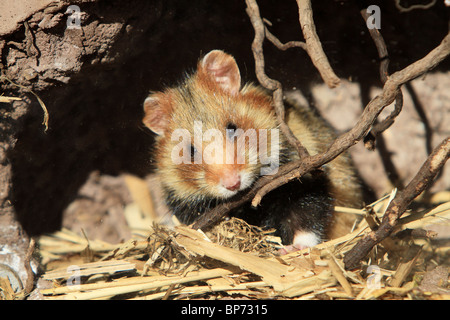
{"left": 252, "top": 30, "right": 450, "bottom": 206}
{"left": 344, "top": 137, "right": 450, "bottom": 270}
{"left": 192, "top": 4, "right": 450, "bottom": 261}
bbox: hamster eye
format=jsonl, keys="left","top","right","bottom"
{"left": 226, "top": 122, "right": 237, "bottom": 131}
{"left": 190, "top": 145, "right": 198, "bottom": 161}
{"left": 226, "top": 122, "right": 238, "bottom": 139}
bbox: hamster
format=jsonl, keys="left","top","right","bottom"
{"left": 142, "top": 50, "right": 362, "bottom": 249}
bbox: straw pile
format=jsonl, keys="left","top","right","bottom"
{"left": 36, "top": 175, "right": 449, "bottom": 300}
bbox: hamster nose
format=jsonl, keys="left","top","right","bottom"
{"left": 221, "top": 174, "right": 241, "bottom": 191}
{"left": 225, "top": 179, "right": 241, "bottom": 191}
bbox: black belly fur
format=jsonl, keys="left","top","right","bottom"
{"left": 164, "top": 171, "right": 333, "bottom": 245}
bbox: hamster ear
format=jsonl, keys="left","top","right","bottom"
{"left": 142, "top": 94, "right": 170, "bottom": 136}
{"left": 200, "top": 50, "right": 241, "bottom": 96}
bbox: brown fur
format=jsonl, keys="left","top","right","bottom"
{"left": 143, "top": 50, "right": 362, "bottom": 243}
{"left": 285, "top": 105, "right": 363, "bottom": 238}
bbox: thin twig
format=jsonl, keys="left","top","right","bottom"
{"left": 296, "top": 0, "right": 340, "bottom": 88}
{"left": 360, "top": 8, "right": 404, "bottom": 190}
{"left": 360, "top": 9, "right": 403, "bottom": 150}
{"left": 23, "top": 238, "right": 36, "bottom": 296}
{"left": 245, "top": 0, "right": 310, "bottom": 159}
{"left": 0, "top": 75, "right": 49, "bottom": 132}
{"left": 264, "top": 27, "right": 307, "bottom": 51}
{"left": 344, "top": 137, "right": 450, "bottom": 270}
{"left": 395, "top": 0, "right": 436, "bottom": 12}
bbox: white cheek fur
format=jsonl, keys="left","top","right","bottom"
{"left": 239, "top": 170, "right": 254, "bottom": 190}
{"left": 216, "top": 186, "right": 239, "bottom": 198}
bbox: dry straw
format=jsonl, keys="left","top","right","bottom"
{"left": 36, "top": 176, "right": 449, "bottom": 300}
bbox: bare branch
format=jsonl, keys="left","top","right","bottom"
{"left": 24, "top": 237, "right": 36, "bottom": 295}
{"left": 264, "top": 26, "right": 307, "bottom": 51}
{"left": 395, "top": 0, "right": 436, "bottom": 13}
{"left": 296, "top": 0, "right": 340, "bottom": 88}
{"left": 360, "top": 9, "right": 403, "bottom": 150}
{"left": 245, "top": 0, "right": 310, "bottom": 159}
{"left": 344, "top": 136, "right": 450, "bottom": 270}
{"left": 253, "top": 31, "right": 450, "bottom": 206}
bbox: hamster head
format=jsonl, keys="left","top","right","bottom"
{"left": 143, "top": 50, "right": 285, "bottom": 205}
